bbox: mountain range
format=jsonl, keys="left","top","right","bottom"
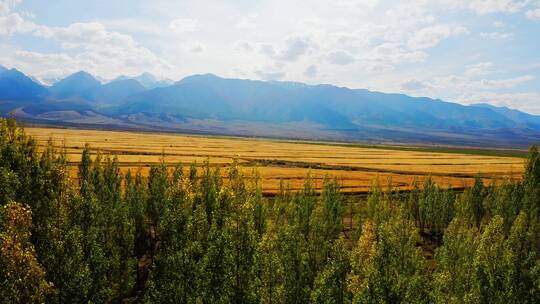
{"left": 0, "top": 66, "right": 539, "bottom": 148}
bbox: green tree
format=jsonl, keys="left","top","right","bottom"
{"left": 278, "top": 224, "right": 311, "bottom": 304}
{"left": 417, "top": 178, "right": 454, "bottom": 238}
{"left": 433, "top": 218, "right": 479, "bottom": 303}
{"left": 227, "top": 163, "right": 259, "bottom": 304}
{"left": 311, "top": 239, "right": 351, "bottom": 304}
{"left": 503, "top": 211, "right": 540, "bottom": 303}
{"left": 348, "top": 217, "right": 430, "bottom": 303}
{"left": 0, "top": 202, "right": 52, "bottom": 303}
{"left": 125, "top": 168, "right": 149, "bottom": 259}
{"left": 455, "top": 177, "right": 487, "bottom": 230}
{"left": 523, "top": 145, "right": 540, "bottom": 214}
{"left": 258, "top": 225, "right": 285, "bottom": 304}
{"left": 473, "top": 215, "right": 509, "bottom": 303}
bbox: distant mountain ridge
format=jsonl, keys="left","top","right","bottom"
{"left": 49, "top": 71, "right": 102, "bottom": 98}
{"left": 132, "top": 72, "right": 173, "bottom": 89}
{"left": 111, "top": 72, "right": 173, "bottom": 89}
{"left": 85, "top": 79, "right": 146, "bottom": 103}
{"left": 0, "top": 68, "right": 47, "bottom": 99}
{"left": 0, "top": 68, "right": 539, "bottom": 148}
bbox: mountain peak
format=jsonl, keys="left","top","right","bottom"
{"left": 133, "top": 72, "right": 172, "bottom": 89}
{"left": 84, "top": 78, "right": 146, "bottom": 102}
{"left": 137, "top": 72, "right": 156, "bottom": 80}
{"left": 50, "top": 70, "right": 101, "bottom": 96}
{"left": 177, "top": 73, "right": 222, "bottom": 84}
{"left": 0, "top": 68, "right": 46, "bottom": 99}
{"left": 111, "top": 75, "right": 130, "bottom": 82}
{"left": 473, "top": 103, "right": 512, "bottom": 111}
{"left": 70, "top": 70, "right": 99, "bottom": 81}
{"left": 0, "top": 68, "right": 33, "bottom": 80}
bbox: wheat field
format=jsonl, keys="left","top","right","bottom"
{"left": 25, "top": 127, "right": 525, "bottom": 194}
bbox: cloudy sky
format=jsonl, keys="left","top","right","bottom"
{"left": 1, "top": 0, "right": 540, "bottom": 113}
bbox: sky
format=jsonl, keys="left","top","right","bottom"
{"left": 1, "top": 0, "right": 540, "bottom": 114}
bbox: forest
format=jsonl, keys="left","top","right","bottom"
{"left": 0, "top": 117, "right": 539, "bottom": 304}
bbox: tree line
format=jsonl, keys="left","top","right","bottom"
{"left": 0, "top": 117, "right": 539, "bottom": 303}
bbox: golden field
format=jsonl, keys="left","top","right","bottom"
{"left": 25, "top": 127, "right": 525, "bottom": 194}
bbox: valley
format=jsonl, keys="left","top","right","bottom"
{"left": 3, "top": 68, "right": 540, "bottom": 148}
{"left": 26, "top": 126, "right": 526, "bottom": 195}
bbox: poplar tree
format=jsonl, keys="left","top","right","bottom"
{"left": 433, "top": 218, "right": 479, "bottom": 303}
{"left": 0, "top": 202, "right": 52, "bottom": 303}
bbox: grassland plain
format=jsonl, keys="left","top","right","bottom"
{"left": 25, "top": 126, "right": 526, "bottom": 195}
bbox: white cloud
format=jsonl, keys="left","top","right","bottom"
{"left": 393, "top": 60, "right": 538, "bottom": 113}
{"left": 472, "top": 0, "right": 530, "bottom": 14}
{"left": 303, "top": 64, "right": 318, "bottom": 78}
{"left": 168, "top": 18, "right": 197, "bottom": 33}
{"left": 326, "top": 50, "right": 356, "bottom": 65}
{"left": 3, "top": 19, "right": 172, "bottom": 78}
{"left": 277, "top": 35, "right": 316, "bottom": 61}
{"left": 33, "top": 22, "right": 166, "bottom": 65}
{"left": 102, "top": 18, "right": 164, "bottom": 36}
{"left": 233, "top": 40, "right": 254, "bottom": 52}
{"left": 0, "top": 2, "right": 9, "bottom": 15}
{"left": 236, "top": 13, "right": 257, "bottom": 30}
{"left": 401, "top": 79, "right": 431, "bottom": 91}
{"left": 260, "top": 35, "right": 316, "bottom": 62}
{"left": 366, "top": 42, "right": 427, "bottom": 64}
{"left": 332, "top": 32, "right": 370, "bottom": 52}
{"left": 425, "top": 73, "right": 533, "bottom": 93}
{"left": 0, "top": 12, "right": 35, "bottom": 35}
{"left": 526, "top": 8, "right": 540, "bottom": 19}
{"left": 185, "top": 41, "right": 205, "bottom": 53}
{"left": 364, "top": 62, "right": 394, "bottom": 73}
{"left": 480, "top": 32, "right": 514, "bottom": 39}
{"left": 458, "top": 91, "right": 540, "bottom": 114}
{"left": 408, "top": 25, "right": 468, "bottom": 50}
{"left": 10, "top": 50, "right": 77, "bottom": 78}
{"left": 449, "top": 0, "right": 533, "bottom": 15}
{"left": 254, "top": 69, "right": 285, "bottom": 80}
{"left": 337, "top": 0, "right": 379, "bottom": 8}
{"left": 380, "top": 5, "right": 437, "bottom": 44}
{"left": 0, "top": 1, "right": 35, "bottom": 35}
{"left": 464, "top": 62, "right": 494, "bottom": 77}
{"left": 0, "top": 0, "right": 20, "bottom": 15}
{"left": 479, "top": 75, "right": 534, "bottom": 88}
{"left": 258, "top": 43, "right": 275, "bottom": 57}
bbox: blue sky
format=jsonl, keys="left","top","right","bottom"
{"left": 1, "top": 0, "right": 540, "bottom": 113}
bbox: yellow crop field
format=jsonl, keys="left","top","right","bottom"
{"left": 25, "top": 126, "right": 525, "bottom": 194}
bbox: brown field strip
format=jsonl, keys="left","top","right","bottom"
{"left": 25, "top": 127, "right": 524, "bottom": 194}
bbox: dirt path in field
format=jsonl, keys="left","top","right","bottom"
{"left": 242, "top": 157, "right": 494, "bottom": 179}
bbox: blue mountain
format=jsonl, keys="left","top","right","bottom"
{"left": 0, "top": 68, "right": 47, "bottom": 99}
{"left": 49, "top": 71, "right": 101, "bottom": 98}
{"left": 117, "top": 74, "right": 539, "bottom": 131}
{"left": 84, "top": 79, "right": 146, "bottom": 102}
{"left": 132, "top": 72, "right": 173, "bottom": 89}
{"left": 1, "top": 70, "right": 539, "bottom": 147}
